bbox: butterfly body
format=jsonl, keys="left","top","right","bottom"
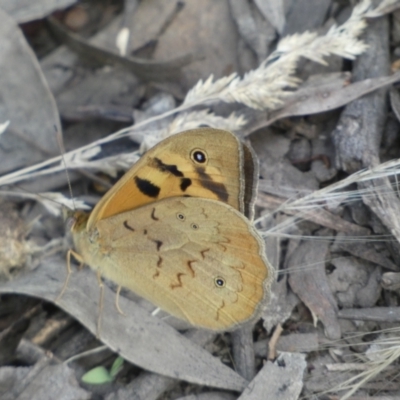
{"left": 67, "top": 128, "right": 274, "bottom": 331}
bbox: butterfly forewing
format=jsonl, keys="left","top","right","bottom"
{"left": 87, "top": 128, "right": 256, "bottom": 229}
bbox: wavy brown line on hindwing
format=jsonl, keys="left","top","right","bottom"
{"left": 85, "top": 128, "right": 258, "bottom": 230}
{"left": 123, "top": 220, "right": 135, "bottom": 231}
{"left": 186, "top": 260, "right": 196, "bottom": 277}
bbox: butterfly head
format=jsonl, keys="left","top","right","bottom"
{"left": 63, "top": 206, "right": 89, "bottom": 234}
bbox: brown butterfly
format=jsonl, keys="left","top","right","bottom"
{"left": 60, "top": 128, "right": 274, "bottom": 331}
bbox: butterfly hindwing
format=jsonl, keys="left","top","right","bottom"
{"left": 78, "top": 197, "right": 272, "bottom": 331}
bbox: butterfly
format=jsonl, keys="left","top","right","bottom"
{"left": 61, "top": 128, "right": 274, "bottom": 331}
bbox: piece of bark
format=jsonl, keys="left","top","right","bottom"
{"left": 231, "top": 325, "right": 256, "bottom": 381}
{"left": 287, "top": 238, "right": 341, "bottom": 340}
{"left": 333, "top": 6, "right": 390, "bottom": 173}
{"left": 338, "top": 307, "right": 400, "bottom": 322}
{"left": 237, "top": 352, "right": 306, "bottom": 400}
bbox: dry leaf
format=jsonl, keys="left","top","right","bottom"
{"left": 0, "top": 8, "right": 61, "bottom": 175}
{"left": 238, "top": 352, "right": 306, "bottom": 400}
{"left": 287, "top": 239, "right": 341, "bottom": 340}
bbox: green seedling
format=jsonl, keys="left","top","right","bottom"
{"left": 81, "top": 356, "right": 124, "bottom": 384}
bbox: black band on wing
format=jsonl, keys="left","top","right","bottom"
{"left": 134, "top": 176, "right": 160, "bottom": 198}
{"left": 196, "top": 167, "right": 229, "bottom": 202}
{"left": 154, "top": 157, "right": 184, "bottom": 177}
{"left": 180, "top": 178, "right": 192, "bottom": 191}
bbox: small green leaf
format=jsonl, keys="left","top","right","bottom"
{"left": 81, "top": 366, "right": 113, "bottom": 384}
{"left": 110, "top": 356, "right": 124, "bottom": 378}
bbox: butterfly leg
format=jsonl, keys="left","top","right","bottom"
{"left": 96, "top": 270, "right": 104, "bottom": 338}
{"left": 55, "top": 249, "right": 84, "bottom": 302}
{"left": 115, "top": 286, "right": 126, "bottom": 316}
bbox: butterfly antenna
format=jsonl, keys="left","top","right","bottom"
{"left": 56, "top": 126, "right": 76, "bottom": 211}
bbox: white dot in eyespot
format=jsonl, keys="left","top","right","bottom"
{"left": 191, "top": 149, "right": 207, "bottom": 164}
{"left": 214, "top": 277, "right": 225, "bottom": 288}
